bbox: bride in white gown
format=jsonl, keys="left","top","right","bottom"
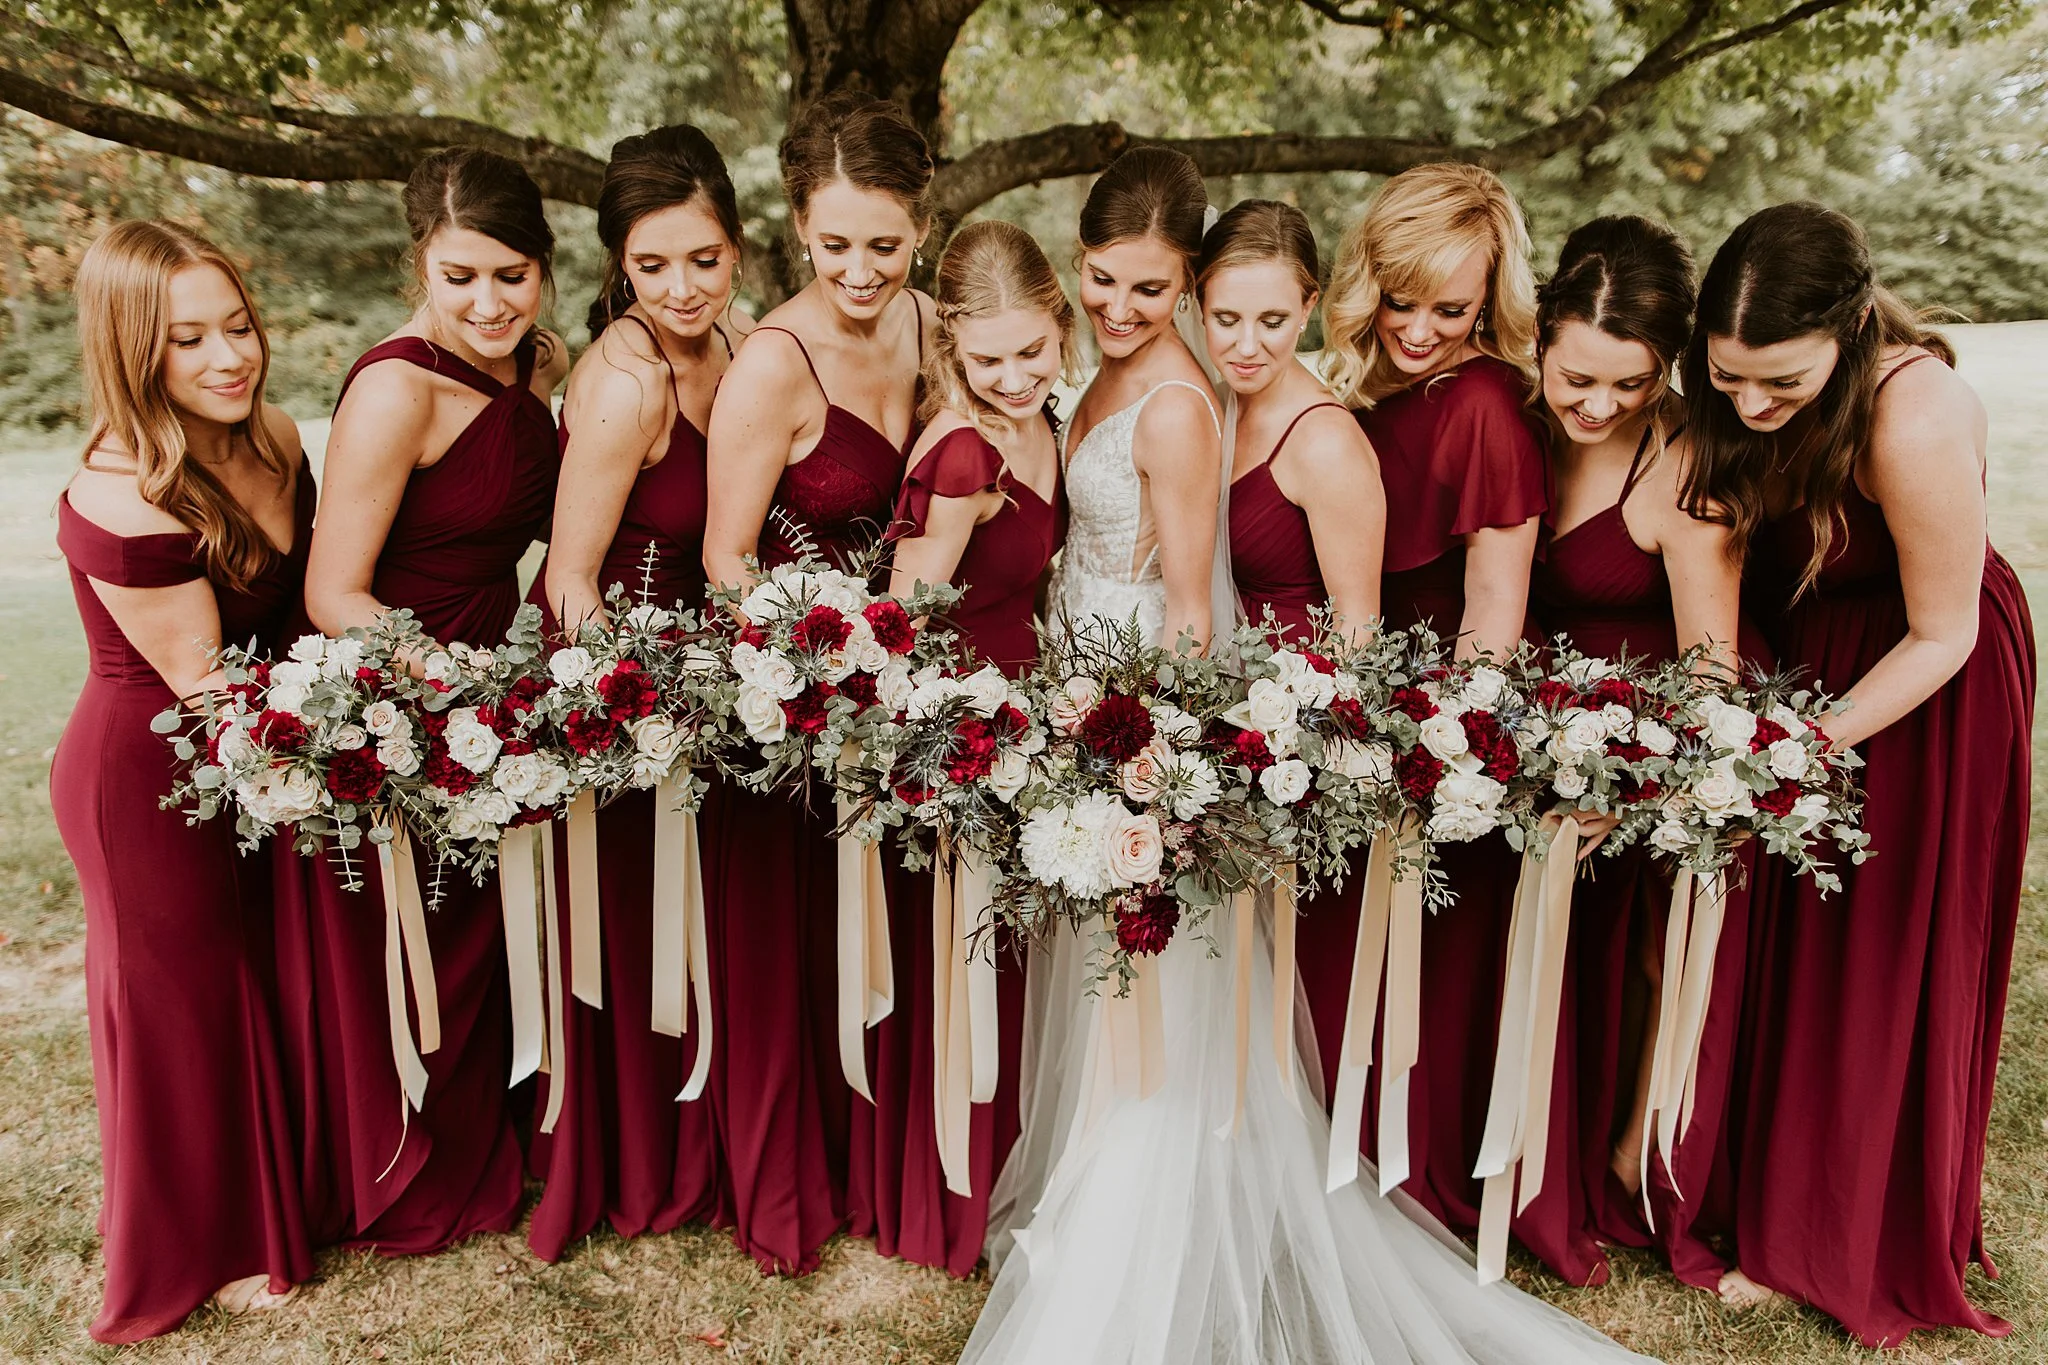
{"left": 963, "top": 150, "right": 1656, "bottom": 1365}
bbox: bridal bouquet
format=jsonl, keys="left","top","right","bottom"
{"left": 1511, "top": 646, "right": 1682, "bottom": 858}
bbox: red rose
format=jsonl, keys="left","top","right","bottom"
{"left": 1461, "top": 709, "right": 1519, "bottom": 784}
{"left": 597, "top": 660, "right": 659, "bottom": 722}
{"left": 792, "top": 604, "right": 853, "bottom": 653}
{"left": 1079, "top": 693, "right": 1155, "bottom": 764}
{"left": 423, "top": 740, "right": 479, "bottom": 795}
{"left": 863, "top": 599, "right": 917, "bottom": 654}
{"left": 564, "top": 708, "right": 620, "bottom": 756}
{"left": 782, "top": 683, "right": 836, "bottom": 735}
{"left": 1530, "top": 679, "right": 1578, "bottom": 712}
{"left": 1115, "top": 891, "right": 1181, "bottom": 957}
{"left": 252, "top": 710, "right": 309, "bottom": 754}
{"left": 326, "top": 746, "right": 387, "bottom": 805}
{"left": 1389, "top": 686, "right": 1439, "bottom": 722}
{"left": 1395, "top": 747, "right": 1444, "bottom": 803}
{"left": 1232, "top": 729, "right": 1275, "bottom": 774}
{"left": 1750, "top": 717, "right": 1790, "bottom": 751}
{"left": 1754, "top": 780, "right": 1800, "bottom": 817}
{"left": 1326, "top": 695, "right": 1371, "bottom": 741}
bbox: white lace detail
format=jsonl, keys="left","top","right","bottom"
{"left": 1055, "top": 380, "right": 1221, "bottom": 645}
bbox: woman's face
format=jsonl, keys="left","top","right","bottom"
{"left": 1373, "top": 245, "right": 1489, "bottom": 378}
{"left": 1540, "top": 321, "right": 1663, "bottom": 445}
{"left": 421, "top": 225, "right": 544, "bottom": 361}
{"left": 625, "top": 199, "right": 738, "bottom": 343}
{"left": 1704, "top": 333, "right": 1842, "bottom": 432}
{"left": 1202, "top": 260, "right": 1313, "bottom": 398}
{"left": 796, "top": 177, "right": 926, "bottom": 323}
{"left": 1078, "top": 235, "right": 1185, "bottom": 361}
{"left": 951, "top": 307, "right": 1064, "bottom": 421}
{"left": 162, "top": 263, "right": 263, "bottom": 427}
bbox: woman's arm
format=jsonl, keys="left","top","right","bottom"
{"left": 63, "top": 474, "right": 228, "bottom": 699}
{"left": 703, "top": 330, "right": 818, "bottom": 593}
{"left": 1280, "top": 409, "right": 1384, "bottom": 642}
{"left": 1134, "top": 386, "right": 1222, "bottom": 651}
{"left": 1647, "top": 443, "right": 1745, "bottom": 681}
{"left": 543, "top": 341, "right": 671, "bottom": 633}
{"left": 303, "top": 362, "right": 433, "bottom": 636}
{"left": 1458, "top": 518, "right": 1540, "bottom": 662}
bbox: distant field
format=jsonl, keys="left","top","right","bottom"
{"left": 1, "top": 324, "right": 2043, "bottom": 1362}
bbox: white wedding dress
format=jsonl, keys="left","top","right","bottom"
{"left": 962, "top": 381, "right": 1657, "bottom": 1365}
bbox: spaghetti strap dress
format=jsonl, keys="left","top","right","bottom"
{"left": 272, "top": 335, "right": 560, "bottom": 1253}
{"left": 850, "top": 415, "right": 1063, "bottom": 1276}
{"left": 52, "top": 466, "right": 317, "bottom": 1344}
{"left": 1527, "top": 430, "right": 1772, "bottom": 1288}
{"left": 524, "top": 317, "right": 730, "bottom": 1262}
{"left": 701, "top": 323, "right": 913, "bottom": 1274}
{"left": 1729, "top": 353, "right": 2033, "bottom": 1347}
{"left": 1348, "top": 357, "right": 1547, "bottom": 1236}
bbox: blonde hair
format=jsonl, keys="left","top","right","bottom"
{"left": 76, "top": 220, "right": 292, "bottom": 594}
{"left": 1322, "top": 163, "right": 1537, "bottom": 408}
{"left": 924, "top": 220, "right": 1079, "bottom": 442}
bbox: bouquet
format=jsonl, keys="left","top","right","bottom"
{"left": 1511, "top": 646, "right": 1682, "bottom": 859}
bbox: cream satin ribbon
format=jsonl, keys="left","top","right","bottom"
{"left": 835, "top": 790, "right": 895, "bottom": 1101}
{"left": 497, "top": 825, "right": 545, "bottom": 1086}
{"left": 1326, "top": 817, "right": 1425, "bottom": 1195}
{"left": 1220, "top": 889, "right": 1256, "bottom": 1139}
{"left": 1217, "top": 869, "right": 1302, "bottom": 1138}
{"left": 1474, "top": 813, "right": 1581, "bottom": 1284}
{"left": 651, "top": 771, "right": 716, "bottom": 1102}
{"left": 538, "top": 826, "right": 568, "bottom": 1135}
{"left": 1271, "top": 869, "right": 1301, "bottom": 1115}
{"left": 1074, "top": 931, "right": 1167, "bottom": 1138}
{"left": 1638, "top": 865, "right": 1726, "bottom": 1227}
{"left": 372, "top": 813, "right": 438, "bottom": 1180}
{"left": 565, "top": 789, "right": 602, "bottom": 1008}
{"left": 931, "top": 846, "right": 1000, "bottom": 1196}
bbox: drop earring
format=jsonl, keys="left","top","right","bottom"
{"left": 914, "top": 248, "right": 925, "bottom": 271}
{"left": 801, "top": 247, "right": 812, "bottom": 265}
{"left": 1177, "top": 293, "right": 1190, "bottom": 316}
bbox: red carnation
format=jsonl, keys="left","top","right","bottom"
{"left": 1232, "top": 729, "right": 1275, "bottom": 774}
{"left": 500, "top": 737, "right": 536, "bottom": 757}
{"left": 1389, "top": 686, "right": 1439, "bottom": 722}
{"left": 326, "top": 746, "right": 387, "bottom": 805}
{"left": 839, "top": 671, "right": 881, "bottom": 709}
{"left": 792, "top": 604, "right": 853, "bottom": 653}
{"left": 507, "top": 675, "right": 548, "bottom": 710}
{"left": 1754, "top": 780, "right": 1800, "bottom": 818}
{"left": 736, "top": 622, "right": 770, "bottom": 650}
{"left": 1115, "top": 892, "right": 1181, "bottom": 958}
{"left": 1750, "top": 717, "right": 1790, "bottom": 751}
{"left": 353, "top": 665, "right": 384, "bottom": 687}
{"left": 1461, "top": 710, "right": 1520, "bottom": 784}
{"left": 1588, "top": 677, "right": 1645, "bottom": 711}
{"left": 895, "top": 779, "right": 936, "bottom": 806}
{"left": 863, "top": 599, "right": 917, "bottom": 654}
{"left": 1326, "top": 695, "right": 1371, "bottom": 741}
{"left": 947, "top": 717, "right": 999, "bottom": 784}
{"left": 1301, "top": 650, "right": 1337, "bottom": 676}
{"left": 252, "top": 710, "right": 309, "bottom": 754}
{"left": 1079, "top": 693, "right": 1155, "bottom": 763}
{"left": 782, "top": 683, "right": 836, "bottom": 735}
{"left": 1395, "top": 747, "right": 1445, "bottom": 803}
{"left": 1530, "top": 679, "right": 1578, "bottom": 712}
{"left": 413, "top": 708, "right": 449, "bottom": 739}
{"left": 564, "top": 708, "right": 620, "bottom": 756}
{"left": 597, "top": 660, "right": 659, "bottom": 722}
{"left": 990, "top": 701, "right": 1030, "bottom": 741}
{"left": 478, "top": 702, "right": 520, "bottom": 739}
{"left": 1618, "top": 775, "right": 1663, "bottom": 804}
{"left": 510, "top": 806, "right": 555, "bottom": 829}
{"left": 424, "top": 741, "right": 479, "bottom": 795}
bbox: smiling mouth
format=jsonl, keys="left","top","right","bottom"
{"left": 471, "top": 317, "right": 517, "bottom": 338}
{"left": 991, "top": 385, "right": 1041, "bottom": 405}
{"left": 1570, "top": 408, "right": 1616, "bottom": 429}
{"left": 1396, "top": 338, "right": 1436, "bottom": 359}
{"left": 839, "top": 281, "right": 883, "bottom": 303}
{"left": 208, "top": 377, "right": 251, "bottom": 397}
{"left": 1099, "top": 316, "right": 1141, "bottom": 339}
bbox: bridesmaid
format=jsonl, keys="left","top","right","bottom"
{"left": 525, "top": 125, "right": 751, "bottom": 1263}
{"left": 53, "top": 221, "right": 313, "bottom": 1340}
{"left": 279, "top": 147, "right": 568, "bottom": 1251}
{"left": 1691, "top": 203, "right": 2032, "bottom": 1345}
{"left": 1527, "top": 216, "right": 1767, "bottom": 1288}
{"left": 701, "top": 91, "right": 935, "bottom": 1275}
{"left": 1320, "top": 163, "right": 1546, "bottom": 1237}
{"left": 867, "top": 220, "right": 1073, "bottom": 1275}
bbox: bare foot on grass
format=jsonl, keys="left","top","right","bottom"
{"left": 1717, "top": 1267, "right": 1777, "bottom": 1310}
{"left": 212, "top": 1275, "right": 297, "bottom": 1315}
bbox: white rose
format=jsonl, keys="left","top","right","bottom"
{"left": 631, "top": 715, "right": 685, "bottom": 767}
{"left": 1691, "top": 756, "right": 1756, "bottom": 823}
{"left": 378, "top": 736, "right": 422, "bottom": 776}
{"left": 442, "top": 803, "right": 491, "bottom": 842}
{"left": 1636, "top": 718, "right": 1678, "bottom": 756}
{"left": 811, "top": 570, "right": 870, "bottom": 615}
{"left": 525, "top": 756, "right": 572, "bottom": 806}
{"left": 1167, "top": 753, "right": 1223, "bottom": 820}
{"left": 1102, "top": 810, "right": 1165, "bottom": 887}
{"left": 738, "top": 576, "right": 795, "bottom": 622}
{"left": 1697, "top": 698, "right": 1758, "bottom": 752}
{"left": 1598, "top": 703, "right": 1635, "bottom": 739}
{"left": 1649, "top": 820, "right": 1697, "bottom": 854}
{"left": 1766, "top": 738, "right": 1810, "bottom": 781}
{"left": 731, "top": 643, "right": 803, "bottom": 701}
{"left": 1270, "top": 651, "right": 1340, "bottom": 708}
{"left": 987, "top": 749, "right": 1030, "bottom": 803}
{"left": 906, "top": 672, "right": 965, "bottom": 722}
{"left": 735, "top": 685, "right": 788, "bottom": 743}
{"left": 1562, "top": 656, "right": 1618, "bottom": 688}
{"left": 681, "top": 645, "right": 723, "bottom": 675}
{"left": 320, "top": 636, "right": 365, "bottom": 680}
{"left": 329, "top": 724, "right": 369, "bottom": 752}
{"left": 467, "top": 789, "right": 519, "bottom": 829}
{"left": 847, "top": 637, "right": 890, "bottom": 676}
{"left": 1548, "top": 708, "right": 1608, "bottom": 759}
{"left": 1551, "top": 765, "right": 1590, "bottom": 800}
{"left": 492, "top": 751, "right": 548, "bottom": 803}
{"left": 549, "top": 646, "right": 595, "bottom": 688}
{"left": 1049, "top": 675, "right": 1102, "bottom": 734}
{"left": 820, "top": 646, "right": 857, "bottom": 684}
{"left": 625, "top": 602, "right": 673, "bottom": 633}
{"left": 1461, "top": 665, "right": 1510, "bottom": 710}
{"left": 267, "top": 766, "right": 327, "bottom": 824}
{"left": 1244, "top": 678, "right": 1300, "bottom": 734}
{"left": 959, "top": 665, "right": 1012, "bottom": 718}
{"left": 465, "top": 648, "right": 497, "bottom": 673}
{"left": 1768, "top": 704, "right": 1811, "bottom": 741}
{"left": 1436, "top": 770, "right": 1507, "bottom": 814}
{"left": 422, "top": 652, "right": 461, "bottom": 686}
{"left": 362, "top": 699, "right": 404, "bottom": 738}
{"left": 1427, "top": 801, "right": 1500, "bottom": 843}
{"left": 287, "top": 635, "right": 326, "bottom": 664}
{"left": 1148, "top": 702, "right": 1202, "bottom": 745}
{"left": 1119, "top": 736, "right": 1176, "bottom": 804}
{"left": 442, "top": 708, "right": 502, "bottom": 773}
{"left": 1790, "top": 792, "right": 1832, "bottom": 830}
{"left": 1417, "top": 713, "right": 1470, "bottom": 763}
{"left": 1329, "top": 738, "right": 1394, "bottom": 786}
{"left": 266, "top": 683, "right": 311, "bottom": 715}
{"left": 1259, "top": 758, "right": 1314, "bottom": 806}
{"left": 1518, "top": 712, "right": 1553, "bottom": 747}
{"left": 875, "top": 659, "right": 915, "bottom": 713}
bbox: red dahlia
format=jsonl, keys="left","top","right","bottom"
{"left": 863, "top": 599, "right": 917, "bottom": 653}
{"left": 1079, "top": 693, "right": 1155, "bottom": 763}
{"left": 792, "top": 604, "right": 853, "bottom": 653}
{"left": 1115, "top": 892, "right": 1181, "bottom": 957}
{"left": 326, "top": 747, "right": 387, "bottom": 805}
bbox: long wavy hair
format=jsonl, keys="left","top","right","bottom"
{"left": 1680, "top": 201, "right": 1954, "bottom": 595}
{"left": 586, "top": 124, "right": 742, "bottom": 338}
{"left": 1322, "top": 163, "right": 1537, "bottom": 408}
{"left": 924, "top": 220, "right": 1078, "bottom": 443}
{"left": 75, "top": 220, "right": 292, "bottom": 595}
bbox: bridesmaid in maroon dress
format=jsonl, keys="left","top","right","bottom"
{"left": 53, "top": 221, "right": 313, "bottom": 1341}
{"left": 867, "top": 221, "right": 1072, "bottom": 1275}
{"left": 277, "top": 148, "right": 568, "bottom": 1253}
{"left": 701, "top": 92, "right": 935, "bottom": 1275}
{"left": 1685, "top": 203, "right": 2032, "bottom": 1345}
{"left": 524, "top": 126, "right": 753, "bottom": 1262}
{"left": 1320, "top": 164, "right": 1547, "bottom": 1238}
{"left": 1528, "top": 216, "right": 1769, "bottom": 1289}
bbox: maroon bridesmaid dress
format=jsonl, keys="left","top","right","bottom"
{"left": 274, "top": 336, "right": 560, "bottom": 1253}
{"left": 1528, "top": 432, "right": 1772, "bottom": 1288}
{"left": 702, "top": 325, "right": 912, "bottom": 1274}
{"left": 1345, "top": 356, "right": 1547, "bottom": 1235}
{"left": 1729, "top": 355, "right": 2033, "bottom": 1346}
{"left": 848, "top": 417, "right": 1061, "bottom": 1275}
{"left": 51, "top": 466, "right": 316, "bottom": 1342}
{"left": 525, "top": 317, "right": 730, "bottom": 1262}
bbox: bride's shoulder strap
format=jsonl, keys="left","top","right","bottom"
{"left": 1141, "top": 379, "right": 1221, "bottom": 438}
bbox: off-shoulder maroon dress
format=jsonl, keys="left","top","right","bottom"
{"left": 1528, "top": 431, "right": 1772, "bottom": 1288}
{"left": 1729, "top": 356, "right": 2033, "bottom": 1346}
{"left": 850, "top": 416, "right": 1061, "bottom": 1275}
{"left": 52, "top": 465, "right": 316, "bottom": 1343}
{"left": 701, "top": 325, "right": 912, "bottom": 1274}
{"left": 274, "top": 336, "right": 559, "bottom": 1253}
{"left": 525, "top": 318, "right": 729, "bottom": 1262}
{"left": 1346, "top": 357, "right": 1547, "bottom": 1236}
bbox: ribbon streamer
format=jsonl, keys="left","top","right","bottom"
{"left": 372, "top": 814, "right": 438, "bottom": 1181}
{"left": 538, "top": 825, "right": 568, "bottom": 1135}
{"left": 1637, "top": 865, "right": 1726, "bottom": 1226}
{"left": 1220, "top": 890, "right": 1256, "bottom": 1138}
{"left": 566, "top": 790, "right": 603, "bottom": 1008}
{"left": 498, "top": 825, "right": 545, "bottom": 1086}
{"left": 650, "top": 773, "right": 716, "bottom": 1101}
{"left": 835, "top": 792, "right": 895, "bottom": 1101}
{"left": 931, "top": 847, "right": 1001, "bottom": 1196}
{"left": 1474, "top": 814, "right": 1581, "bottom": 1284}
{"left": 1271, "top": 868, "right": 1301, "bottom": 1115}
{"left": 1326, "top": 817, "right": 1425, "bottom": 1195}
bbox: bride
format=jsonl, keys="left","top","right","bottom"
{"left": 963, "top": 149, "right": 1657, "bottom": 1365}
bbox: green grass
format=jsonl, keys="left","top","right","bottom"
{"left": 3, "top": 327, "right": 2046, "bottom": 1361}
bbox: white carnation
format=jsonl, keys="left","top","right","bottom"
{"left": 1329, "top": 738, "right": 1394, "bottom": 786}
{"left": 320, "top": 636, "right": 366, "bottom": 679}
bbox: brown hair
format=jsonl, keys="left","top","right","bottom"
{"left": 779, "top": 92, "right": 935, "bottom": 224}
{"left": 924, "top": 220, "right": 1078, "bottom": 440}
{"left": 75, "top": 220, "right": 293, "bottom": 594}
{"left": 588, "top": 124, "right": 742, "bottom": 337}
{"left": 401, "top": 146, "right": 556, "bottom": 345}
{"left": 1194, "top": 199, "right": 1319, "bottom": 301}
{"left": 1078, "top": 147, "right": 1208, "bottom": 269}
{"left": 1681, "top": 201, "right": 1955, "bottom": 597}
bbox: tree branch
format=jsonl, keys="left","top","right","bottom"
{"left": 1293, "top": 0, "right": 1498, "bottom": 47}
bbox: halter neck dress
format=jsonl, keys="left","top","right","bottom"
{"left": 525, "top": 317, "right": 731, "bottom": 1262}
{"left": 1728, "top": 353, "right": 2032, "bottom": 1346}
{"left": 700, "top": 320, "right": 917, "bottom": 1274}
{"left": 272, "top": 335, "right": 560, "bottom": 1253}
{"left": 52, "top": 463, "right": 317, "bottom": 1342}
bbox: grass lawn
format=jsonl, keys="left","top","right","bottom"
{"left": 2, "top": 325, "right": 2045, "bottom": 1362}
